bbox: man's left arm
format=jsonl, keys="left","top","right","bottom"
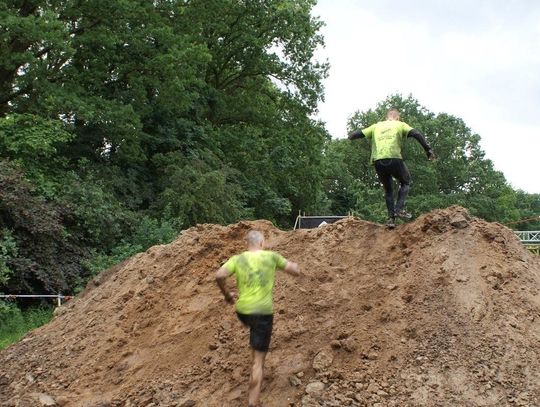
{"left": 407, "top": 129, "right": 435, "bottom": 159}
{"left": 282, "top": 261, "right": 300, "bottom": 277}
{"left": 216, "top": 267, "right": 235, "bottom": 304}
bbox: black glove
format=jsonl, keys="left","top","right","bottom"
{"left": 426, "top": 148, "right": 435, "bottom": 160}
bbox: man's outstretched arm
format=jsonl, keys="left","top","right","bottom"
{"left": 282, "top": 261, "right": 300, "bottom": 277}
{"left": 348, "top": 130, "right": 365, "bottom": 140}
{"left": 408, "top": 129, "right": 435, "bottom": 159}
{"left": 216, "top": 267, "right": 234, "bottom": 304}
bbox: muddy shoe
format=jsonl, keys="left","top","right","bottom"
{"left": 386, "top": 217, "right": 396, "bottom": 229}
{"left": 396, "top": 210, "right": 412, "bottom": 220}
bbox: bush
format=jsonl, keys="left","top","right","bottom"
{"left": 0, "top": 301, "right": 53, "bottom": 350}
{"left": 78, "top": 216, "right": 179, "bottom": 290}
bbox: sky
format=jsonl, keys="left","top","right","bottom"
{"left": 312, "top": 0, "right": 540, "bottom": 194}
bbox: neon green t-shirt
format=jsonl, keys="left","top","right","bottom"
{"left": 223, "top": 250, "right": 288, "bottom": 315}
{"left": 362, "top": 120, "right": 413, "bottom": 162}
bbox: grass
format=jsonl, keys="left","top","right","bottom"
{"left": 0, "top": 303, "right": 54, "bottom": 350}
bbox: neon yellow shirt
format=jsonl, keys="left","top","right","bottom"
{"left": 223, "top": 250, "right": 287, "bottom": 315}
{"left": 362, "top": 120, "right": 413, "bottom": 162}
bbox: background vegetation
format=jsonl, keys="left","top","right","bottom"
{"left": 0, "top": 0, "right": 538, "bottom": 346}
{"left": 0, "top": 302, "right": 53, "bottom": 350}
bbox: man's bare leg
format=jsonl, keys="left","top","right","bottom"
{"left": 248, "top": 350, "right": 267, "bottom": 406}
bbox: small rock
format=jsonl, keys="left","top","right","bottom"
{"left": 305, "top": 381, "right": 325, "bottom": 395}
{"left": 92, "top": 275, "right": 102, "bottom": 286}
{"left": 289, "top": 375, "right": 302, "bottom": 387}
{"left": 301, "top": 395, "right": 318, "bottom": 407}
{"left": 53, "top": 307, "right": 68, "bottom": 317}
{"left": 145, "top": 276, "right": 155, "bottom": 284}
{"left": 55, "top": 396, "right": 70, "bottom": 406}
{"left": 367, "top": 382, "right": 380, "bottom": 393}
{"left": 455, "top": 274, "right": 469, "bottom": 282}
{"left": 342, "top": 338, "right": 357, "bottom": 353}
{"left": 31, "top": 393, "right": 57, "bottom": 406}
{"left": 450, "top": 214, "right": 469, "bottom": 229}
{"left": 367, "top": 351, "right": 379, "bottom": 360}
{"left": 179, "top": 400, "right": 196, "bottom": 407}
{"left": 312, "top": 350, "right": 333, "bottom": 371}
{"left": 330, "top": 340, "right": 342, "bottom": 350}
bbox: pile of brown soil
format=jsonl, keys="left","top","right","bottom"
{"left": 1, "top": 206, "right": 539, "bottom": 407}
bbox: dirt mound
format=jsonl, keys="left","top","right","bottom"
{"left": 1, "top": 206, "right": 539, "bottom": 407}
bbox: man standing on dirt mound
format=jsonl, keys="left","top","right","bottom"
{"left": 216, "top": 230, "right": 300, "bottom": 407}
{"left": 348, "top": 108, "right": 435, "bottom": 228}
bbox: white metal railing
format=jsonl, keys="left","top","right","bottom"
{"left": 0, "top": 294, "right": 73, "bottom": 307}
{"left": 515, "top": 231, "right": 540, "bottom": 244}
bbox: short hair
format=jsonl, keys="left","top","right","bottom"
{"left": 246, "top": 230, "right": 264, "bottom": 245}
{"left": 386, "top": 108, "right": 400, "bottom": 119}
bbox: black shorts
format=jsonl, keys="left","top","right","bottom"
{"left": 236, "top": 313, "right": 274, "bottom": 352}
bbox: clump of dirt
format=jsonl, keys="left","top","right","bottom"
{"left": 1, "top": 206, "right": 539, "bottom": 407}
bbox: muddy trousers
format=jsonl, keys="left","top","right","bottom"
{"left": 374, "top": 158, "right": 411, "bottom": 218}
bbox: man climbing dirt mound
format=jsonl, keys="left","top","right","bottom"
{"left": 0, "top": 206, "right": 539, "bottom": 406}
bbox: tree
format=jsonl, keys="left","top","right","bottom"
{"left": 0, "top": 160, "right": 87, "bottom": 294}
{"left": 0, "top": 113, "right": 72, "bottom": 196}
{"left": 511, "top": 192, "right": 540, "bottom": 230}
{"left": 174, "top": 0, "right": 328, "bottom": 224}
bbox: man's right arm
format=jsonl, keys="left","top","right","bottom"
{"left": 348, "top": 130, "right": 365, "bottom": 140}
{"left": 216, "top": 266, "right": 235, "bottom": 304}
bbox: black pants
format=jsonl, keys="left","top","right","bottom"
{"left": 374, "top": 158, "right": 411, "bottom": 218}
{"left": 236, "top": 313, "right": 274, "bottom": 352}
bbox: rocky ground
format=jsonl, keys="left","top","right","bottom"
{"left": 1, "top": 206, "right": 539, "bottom": 407}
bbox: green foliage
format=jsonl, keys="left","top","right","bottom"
{"left": 0, "top": 114, "right": 73, "bottom": 196}
{"left": 511, "top": 192, "right": 540, "bottom": 230}
{"left": 181, "top": 0, "right": 327, "bottom": 113}
{"left": 0, "top": 1, "right": 74, "bottom": 116}
{"left": 0, "top": 302, "right": 53, "bottom": 350}
{"left": 59, "top": 169, "right": 135, "bottom": 252}
{"left": 0, "top": 229, "right": 17, "bottom": 286}
{"left": 81, "top": 216, "right": 179, "bottom": 281}
{"left": 152, "top": 148, "right": 249, "bottom": 227}
{"left": 0, "top": 114, "right": 72, "bottom": 159}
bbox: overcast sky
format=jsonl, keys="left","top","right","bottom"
{"left": 312, "top": 0, "right": 540, "bottom": 194}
